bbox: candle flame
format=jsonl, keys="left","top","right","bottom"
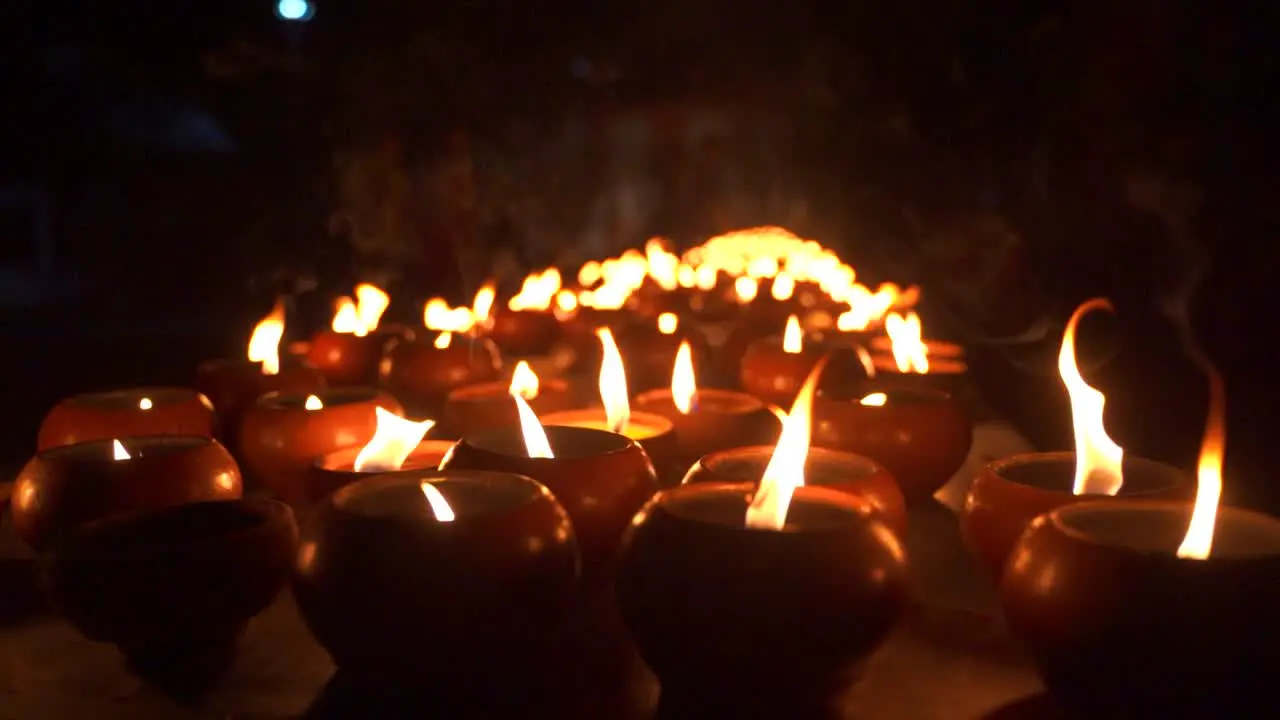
{"left": 771, "top": 272, "right": 795, "bottom": 301}
{"left": 854, "top": 345, "right": 876, "bottom": 378}
{"left": 352, "top": 407, "right": 436, "bottom": 473}
{"left": 508, "top": 268, "right": 562, "bottom": 311}
{"left": 734, "top": 276, "right": 759, "bottom": 303}
{"left": 597, "top": 327, "right": 630, "bottom": 434}
{"left": 138, "top": 397, "right": 153, "bottom": 410}
{"left": 1059, "top": 298, "right": 1125, "bottom": 496}
{"left": 512, "top": 393, "right": 554, "bottom": 459}
{"left": 745, "top": 355, "right": 828, "bottom": 530}
{"left": 423, "top": 298, "right": 477, "bottom": 333}
{"left": 434, "top": 331, "right": 452, "bottom": 349}
{"left": 555, "top": 289, "right": 578, "bottom": 315}
{"left": 885, "top": 311, "right": 930, "bottom": 374}
{"left": 472, "top": 283, "right": 496, "bottom": 325}
{"left": 509, "top": 360, "right": 540, "bottom": 400}
{"left": 657, "top": 312, "right": 678, "bottom": 335}
{"left": 860, "top": 392, "right": 887, "bottom": 406}
{"left": 247, "top": 300, "right": 286, "bottom": 376}
{"left": 420, "top": 482, "right": 456, "bottom": 522}
{"left": 671, "top": 340, "right": 697, "bottom": 415}
{"left": 354, "top": 283, "right": 390, "bottom": 333}
{"left": 331, "top": 296, "right": 364, "bottom": 335}
{"left": 1177, "top": 366, "right": 1227, "bottom": 559}
{"left": 112, "top": 439, "right": 131, "bottom": 461}
{"left": 782, "top": 315, "right": 803, "bottom": 354}
{"left": 304, "top": 394, "right": 324, "bottom": 411}
{"left": 578, "top": 260, "right": 602, "bottom": 288}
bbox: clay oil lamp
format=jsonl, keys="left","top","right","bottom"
{"left": 489, "top": 269, "right": 563, "bottom": 356}
{"left": 634, "top": 340, "right": 776, "bottom": 472}
{"left": 309, "top": 407, "right": 446, "bottom": 505}
{"left": 616, "top": 312, "right": 707, "bottom": 392}
{"left": 47, "top": 498, "right": 296, "bottom": 694}
{"left": 238, "top": 388, "right": 402, "bottom": 503}
{"left": 1001, "top": 370, "right": 1280, "bottom": 716}
{"left": 293, "top": 469, "right": 578, "bottom": 695}
{"left": 306, "top": 283, "right": 394, "bottom": 386}
{"left": 864, "top": 311, "right": 967, "bottom": 391}
{"left": 442, "top": 360, "right": 574, "bottom": 437}
{"left": 441, "top": 392, "right": 658, "bottom": 577}
{"left": 739, "top": 314, "right": 826, "bottom": 407}
{"left": 961, "top": 299, "right": 1190, "bottom": 581}
{"left": 195, "top": 300, "right": 326, "bottom": 446}
{"left": 11, "top": 435, "right": 242, "bottom": 552}
{"left": 38, "top": 387, "right": 216, "bottom": 451}
{"left": 380, "top": 322, "right": 501, "bottom": 417}
{"left": 615, "top": 357, "right": 909, "bottom": 713}
{"left": 538, "top": 328, "right": 680, "bottom": 486}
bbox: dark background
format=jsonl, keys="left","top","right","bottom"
{"left": 3, "top": 1, "right": 1277, "bottom": 510}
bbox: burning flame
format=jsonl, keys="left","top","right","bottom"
{"left": 248, "top": 300, "right": 286, "bottom": 376}
{"left": 854, "top": 345, "right": 876, "bottom": 378}
{"left": 420, "top": 482, "right": 456, "bottom": 522}
{"left": 512, "top": 393, "right": 554, "bottom": 459}
{"left": 657, "top": 312, "right": 678, "bottom": 335}
{"left": 885, "top": 312, "right": 930, "bottom": 374}
{"left": 596, "top": 327, "right": 630, "bottom": 434}
{"left": 472, "top": 283, "right": 496, "bottom": 326}
{"left": 782, "top": 315, "right": 803, "bottom": 354}
{"left": 509, "top": 360, "right": 540, "bottom": 400}
{"left": 734, "top": 276, "right": 759, "bottom": 303}
{"left": 112, "top": 439, "right": 131, "bottom": 461}
{"left": 508, "top": 268, "right": 562, "bottom": 311}
{"left": 1059, "top": 298, "right": 1125, "bottom": 496}
{"left": 1177, "top": 367, "right": 1227, "bottom": 559}
{"left": 352, "top": 407, "right": 436, "bottom": 473}
{"left": 423, "top": 298, "right": 477, "bottom": 333}
{"left": 354, "top": 283, "right": 390, "bottom": 332}
{"left": 672, "top": 340, "right": 697, "bottom": 415}
{"left": 138, "top": 397, "right": 153, "bottom": 410}
{"left": 434, "top": 331, "right": 452, "bottom": 349}
{"left": 331, "top": 297, "right": 364, "bottom": 335}
{"left": 304, "top": 395, "right": 324, "bottom": 411}
{"left": 771, "top": 272, "right": 795, "bottom": 301}
{"left": 745, "top": 355, "right": 829, "bottom": 530}
{"left": 860, "top": 392, "right": 887, "bottom": 407}
{"left": 555, "top": 289, "right": 578, "bottom": 316}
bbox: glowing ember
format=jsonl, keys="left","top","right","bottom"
{"left": 745, "top": 355, "right": 828, "bottom": 530}
{"left": 512, "top": 393, "right": 554, "bottom": 459}
{"left": 1059, "top": 299, "right": 1124, "bottom": 496}
{"left": 248, "top": 300, "right": 287, "bottom": 376}
{"left": 352, "top": 408, "right": 436, "bottom": 473}
{"left": 420, "top": 482, "right": 456, "bottom": 522}
{"left": 782, "top": 315, "right": 803, "bottom": 354}
{"left": 304, "top": 395, "right": 324, "bottom": 411}
{"left": 1177, "top": 367, "right": 1227, "bottom": 559}
{"left": 671, "top": 340, "right": 697, "bottom": 415}
{"left": 509, "top": 360, "right": 540, "bottom": 400}
{"left": 597, "top": 327, "right": 630, "bottom": 434}
{"left": 112, "top": 439, "right": 131, "bottom": 461}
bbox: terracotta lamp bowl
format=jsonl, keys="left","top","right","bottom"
{"left": 441, "top": 380, "right": 576, "bottom": 438}
{"left": 293, "top": 471, "right": 579, "bottom": 693}
{"left": 812, "top": 383, "right": 972, "bottom": 501}
{"left": 615, "top": 325, "right": 709, "bottom": 393}
{"left": 194, "top": 359, "right": 326, "bottom": 448}
{"left": 38, "top": 387, "right": 216, "bottom": 451}
{"left": 46, "top": 498, "right": 296, "bottom": 694}
{"left": 307, "top": 440, "right": 457, "bottom": 507}
{"left": 738, "top": 338, "right": 826, "bottom": 408}
{"left": 488, "top": 308, "right": 562, "bottom": 356}
{"left": 12, "top": 436, "right": 243, "bottom": 553}
{"left": 681, "top": 445, "right": 907, "bottom": 537}
{"left": 962, "top": 452, "right": 1192, "bottom": 583}
{"left": 380, "top": 336, "right": 501, "bottom": 417}
{"left": 238, "top": 388, "right": 402, "bottom": 503}
{"left": 632, "top": 388, "right": 777, "bottom": 472}
{"left": 1001, "top": 500, "right": 1280, "bottom": 716}
{"left": 441, "top": 425, "right": 658, "bottom": 577}
{"left": 615, "top": 482, "right": 908, "bottom": 712}
{"left": 306, "top": 330, "right": 394, "bottom": 387}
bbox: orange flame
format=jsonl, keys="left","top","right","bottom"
{"left": 745, "top": 355, "right": 829, "bottom": 530}
{"left": 472, "top": 283, "right": 496, "bottom": 326}
{"left": 354, "top": 283, "right": 390, "bottom": 333}
{"left": 248, "top": 300, "right": 286, "bottom": 376}
{"left": 508, "top": 268, "right": 562, "bottom": 311}
{"left": 782, "top": 315, "right": 803, "bottom": 354}
{"left": 304, "top": 395, "right": 324, "bottom": 411}
{"left": 1177, "top": 367, "right": 1226, "bottom": 559}
{"left": 512, "top": 393, "right": 554, "bottom": 458}
{"left": 423, "top": 298, "right": 476, "bottom": 333}
{"left": 657, "top": 312, "right": 678, "bottom": 335}
{"left": 420, "top": 482, "right": 456, "bottom": 522}
{"left": 771, "top": 272, "right": 795, "bottom": 301}
{"left": 860, "top": 392, "right": 887, "bottom": 407}
{"left": 671, "top": 340, "right": 697, "bottom": 415}
{"left": 138, "top": 397, "right": 153, "bottom": 410}
{"left": 112, "top": 439, "right": 131, "bottom": 461}
{"left": 734, "top": 276, "right": 759, "bottom": 303}
{"left": 646, "top": 238, "right": 679, "bottom": 292}
{"left": 509, "top": 360, "right": 540, "bottom": 400}
{"left": 1059, "top": 299, "right": 1124, "bottom": 496}
{"left": 885, "top": 311, "right": 930, "bottom": 374}
{"left": 331, "top": 296, "right": 364, "bottom": 335}
{"left": 434, "top": 331, "right": 452, "bottom": 349}
{"left": 597, "top": 327, "right": 630, "bottom": 434}
{"left": 352, "top": 407, "right": 436, "bottom": 473}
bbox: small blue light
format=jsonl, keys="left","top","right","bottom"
{"left": 276, "top": 0, "right": 314, "bottom": 22}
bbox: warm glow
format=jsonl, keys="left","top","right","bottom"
{"left": 657, "top": 312, "right": 678, "bottom": 335}
{"left": 1059, "top": 298, "right": 1124, "bottom": 496}
{"left": 138, "top": 397, "right": 153, "bottom": 411}
{"left": 771, "top": 272, "right": 795, "bottom": 301}
{"left": 645, "top": 238, "right": 680, "bottom": 291}
{"left": 677, "top": 264, "right": 696, "bottom": 288}
{"left": 782, "top": 315, "right": 803, "bottom": 354}
{"left": 885, "top": 311, "right": 930, "bottom": 374}
{"left": 512, "top": 393, "right": 554, "bottom": 459}
{"left": 354, "top": 283, "right": 390, "bottom": 333}
{"left": 304, "top": 395, "right": 324, "bottom": 411}
{"left": 248, "top": 300, "right": 286, "bottom": 376}
{"left": 855, "top": 345, "right": 876, "bottom": 378}
{"left": 352, "top": 407, "right": 436, "bottom": 473}
{"left": 472, "top": 283, "right": 496, "bottom": 326}
{"left": 694, "top": 265, "right": 718, "bottom": 291}
{"left": 1177, "top": 367, "right": 1226, "bottom": 559}
{"left": 112, "top": 439, "right": 131, "bottom": 461}
{"left": 423, "top": 297, "right": 476, "bottom": 333}
{"left": 555, "top": 289, "right": 578, "bottom": 313}
{"left": 860, "top": 392, "right": 887, "bottom": 407}
{"left": 508, "top": 268, "right": 562, "bottom": 311}
{"left": 671, "top": 340, "right": 697, "bottom": 415}
{"left": 420, "top": 482, "right": 456, "bottom": 522}
{"left": 596, "top": 327, "right": 630, "bottom": 434}
{"left": 745, "top": 355, "right": 828, "bottom": 530}
{"left": 331, "top": 296, "right": 363, "bottom": 335}
{"left": 734, "top": 276, "right": 759, "bottom": 303}
{"left": 509, "top": 360, "right": 540, "bottom": 400}
{"left": 434, "top": 331, "right": 452, "bottom": 349}
{"left": 578, "top": 260, "right": 602, "bottom": 288}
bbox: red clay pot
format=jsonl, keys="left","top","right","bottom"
{"left": 38, "top": 387, "right": 216, "bottom": 451}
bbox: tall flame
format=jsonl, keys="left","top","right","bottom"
{"left": 657, "top": 312, "right": 678, "bottom": 335}
{"left": 331, "top": 297, "right": 364, "bottom": 335}
{"left": 885, "top": 312, "right": 930, "bottom": 374}
{"left": 248, "top": 300, "right": 286, "bottom": 376}
{"left": 509, "top": 360, "right": 540, "bottom": 400}
{"left": 1177, "top": 366, "right": 1226, "bottom": 559}
{"left": 1059, "top": 298, "right": 1125, "bottom": 496}
{"left": 596, "top": 327, "right": 630, "bottom": 434}
{"left": 354, "top": 283, "right": 390, "bottom": 333}
{"left": 472, "top": 283, "right": 496, "bottom": 326}
{"left": 112, "top": 439, "right": 131, "bottom": 461}
{"left": 512, "top": 393, "right": 554, "bottom": 459}
{"left": 745, "top": 355, "right": 828, "bottom": 529}
{"left": 420, "top": 482, "right": 456, "bottom": 522}
{"left": 782, "top": 315, "right": 803, "bottom": 354}
{"left": 352, "top": 407, "right": 436, "bottom": 473}
{"left": 671, "top": 340, "right": 697, "bottom": 415}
